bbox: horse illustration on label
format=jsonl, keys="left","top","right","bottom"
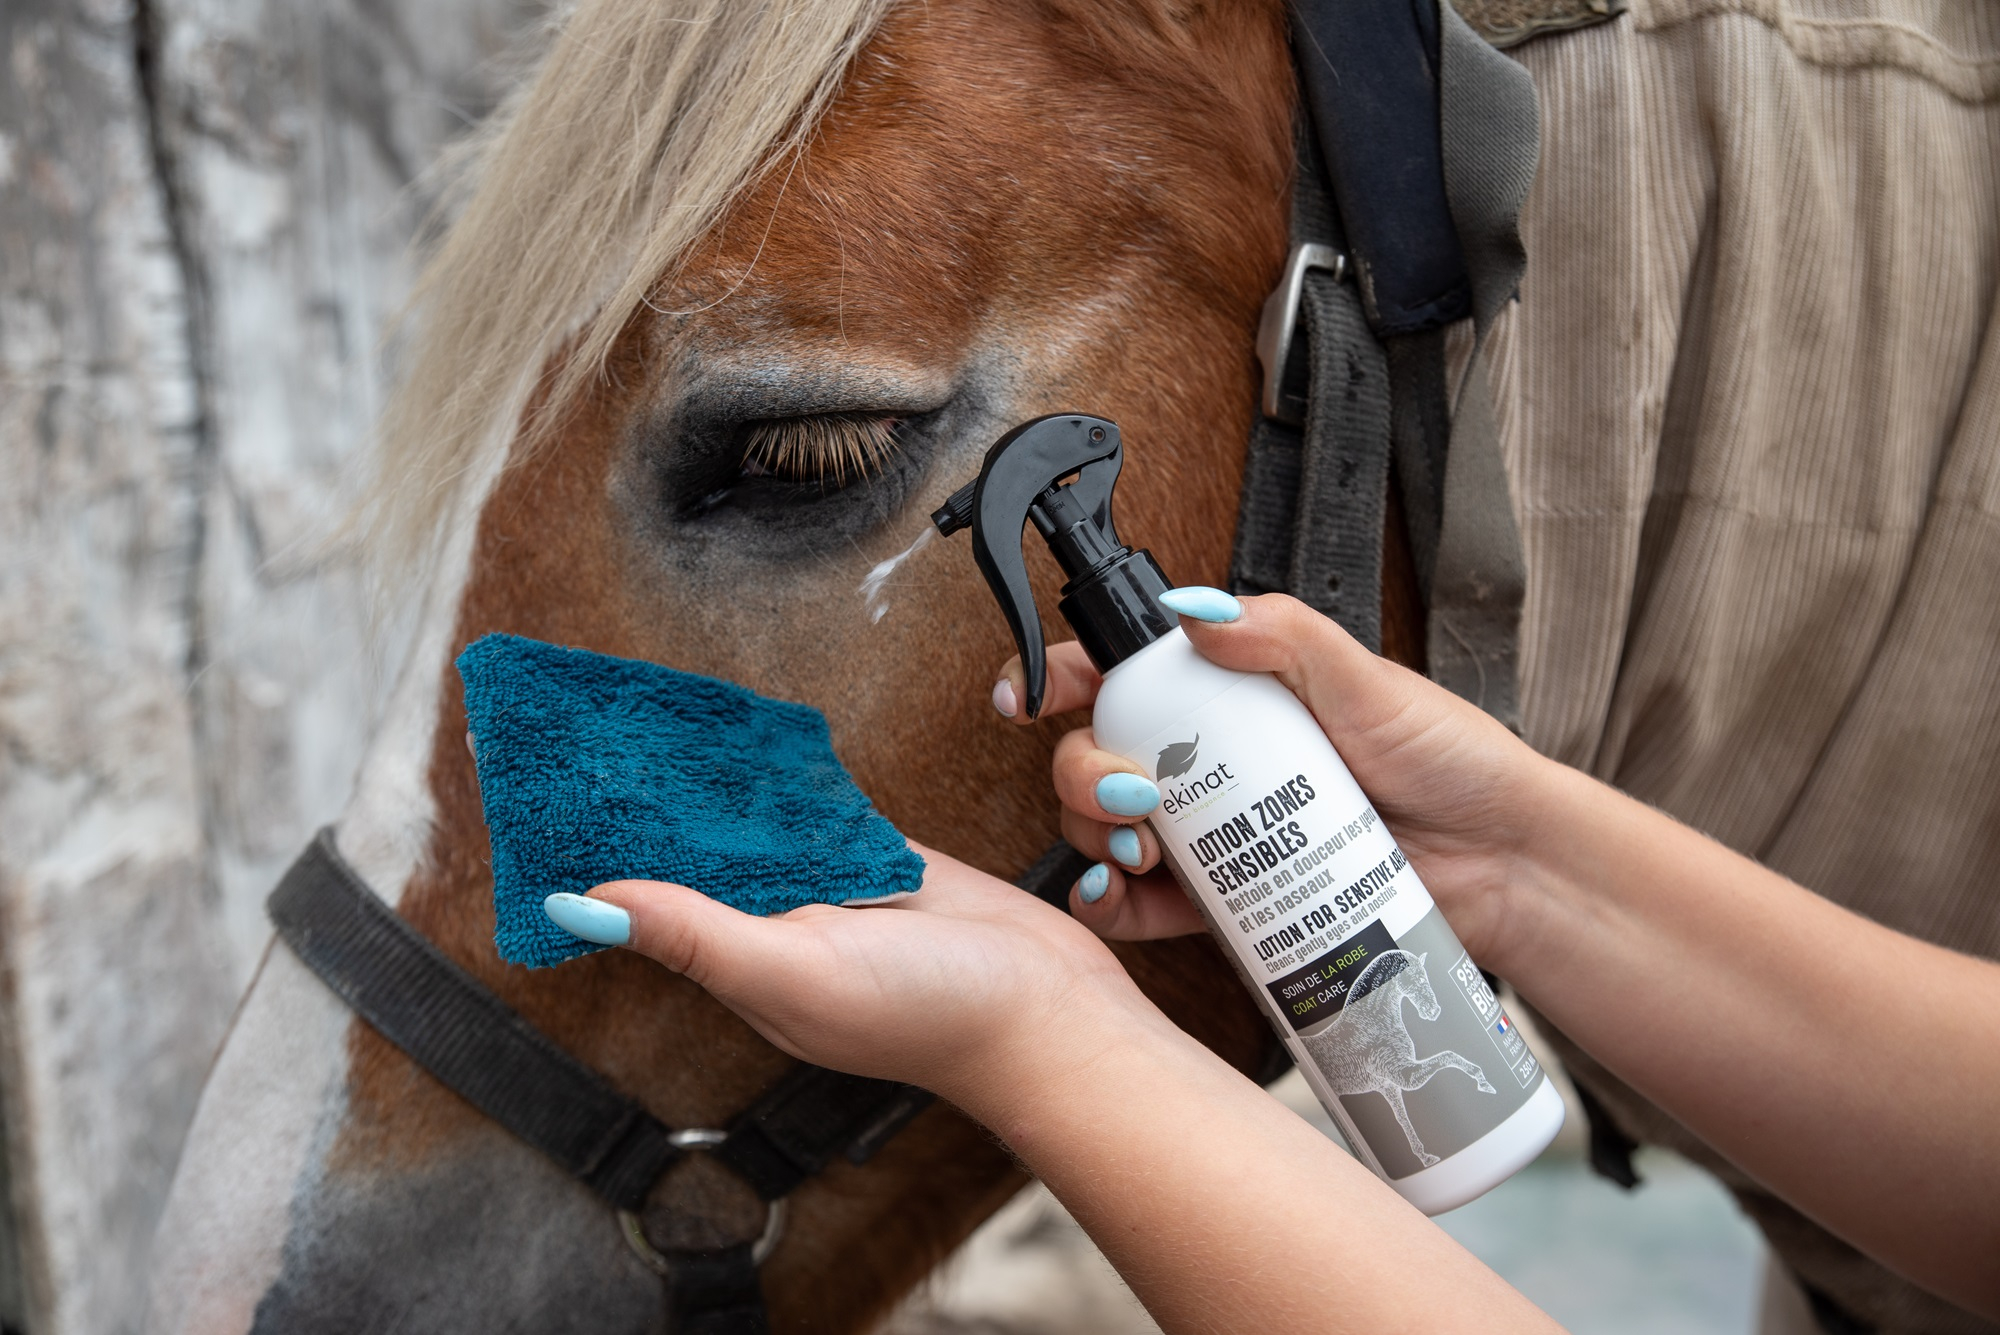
{"left": 1301, "top": 949, "right": 1496, "bottom": 1167}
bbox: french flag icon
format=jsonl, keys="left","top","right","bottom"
{"left": 1494, "top": 1015, "right": 1513, "bottom": 1037}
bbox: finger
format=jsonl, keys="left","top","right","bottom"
{"left": 1051, "top": 726, "right": 1160, "bottom": 822}
{"left": 585, "top": 880, "right": 819, "bottom": 1000}
{"left": 991, "top": 640, "right": 1103, "bottom": 723}
{"left": 1069, "top": 865, "right": 1207, "bottom": 941}
{"left": 1061, "top": 806, "right": 1158, "bottom": 873}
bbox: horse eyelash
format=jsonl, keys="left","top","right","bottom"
{"left": 739, "top": 413, "right": 903, "bottom": 487}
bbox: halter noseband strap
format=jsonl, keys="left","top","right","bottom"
{"left": 269, "top": 829, "right": 943, "bottom": 1332}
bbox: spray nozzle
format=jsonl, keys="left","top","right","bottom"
{"left": 931, "top": 413, "right": 1176, "bottom": 719}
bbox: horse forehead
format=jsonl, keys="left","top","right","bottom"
{"left": 676, "top": 0, "right": 1288, "bottom": 348}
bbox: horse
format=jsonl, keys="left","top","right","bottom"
{"left": 143, "top": 0, "right": 2000, "bottom": 1331}
{"left": 1300, "top": 951, "right": 1495, "bottom": 1170}
{"left": 144, "top": 2, "right": 1341, "bottom": 1329}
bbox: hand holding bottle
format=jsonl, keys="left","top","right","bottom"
{"left": 999, "top": 590, "right": 1547, "bottom": 974}
{"left": 1004, "top": 588, "right": 2000, "bottom": 1317}
{"left": 560, "top": 591, "right": 1999, "bottom": 1320}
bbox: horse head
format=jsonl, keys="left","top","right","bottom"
{"left": 147, "top": 0, "right": 1301, "bottom": 1330}
{"left": 1348, "top": 949, "right": 1438, "bottom": 1024}
{"left": 1408, "top": 952, "right": 1440, "bottom": 1022}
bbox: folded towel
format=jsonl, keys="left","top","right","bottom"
{"left": 457, "top": 633, "right": 924, "bottom": 967}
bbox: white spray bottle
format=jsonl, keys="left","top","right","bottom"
{"left": 932, "top": 412, "right": 1563, "bottom": 1214}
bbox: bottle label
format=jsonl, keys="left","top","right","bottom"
{"left": 1135, "top": 675, "right": 1544, "bottom": 1179}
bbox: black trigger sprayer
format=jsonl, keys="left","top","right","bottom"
{"left": 929, "top": 413, "right": 1176, "bottom": 719}
{"left": 927, "top": 411, "right": 1568, "bottom": 1209}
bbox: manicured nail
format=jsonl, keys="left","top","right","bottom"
{"left": 544, "top": 893, "right": 630, "bottom": 946}
{"left": 1095, "top": 772, "right": 1160, "bottom": 817}
{"left": 1077, "top": 863, "right": 1111, "bottom": 904}
{"left": 1108, "top": 826, "right": 1142, "bottom": 868}
{"left": 991, "top": 677, "right": 1018, "bottom": 718}
{"left": 1158, "top": 586, "right": 1242, "bottom": 623}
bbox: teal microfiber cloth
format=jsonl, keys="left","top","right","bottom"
{"left": 457, "top": 633, "right": 924, "bottom": 968}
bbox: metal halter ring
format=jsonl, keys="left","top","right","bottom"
{"left": 617, "top": 1128, "right": 787, "bottom": 1274}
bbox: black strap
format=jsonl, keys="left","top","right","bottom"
{"left": 269, "top": 828, "right": 931, "bottom": 1327}
{"left": 269, "top": 828, "right": 683, "bottom": 1211}
{"left": 276, "top": 715, "right": 1605, "bottom": 1314}
{"left": 1804, "top": 1285, "right": 1880, "bottom": 1335}
{"left": 1291, "top": 262, "right": 1395, "bottom": 648}
{"left": 716, "top": 1062, "right": 931, "bottom": 1201}
{"left": 667, "top": 1245, "right": 767, "bottom": 1335}
{"left": 1231, "top": 122, "right": 1392, "bottom": 653}
{"left": 1291, "top": 0, "right": 1470, "bottom": 336}
{"left": 1232, "top": 5, "right": 1538, "bottom": 1079}
{"left": 1015, "top": 840, "right": 1096, "bottom": 914}
{"left": 1386, "top": 331, "right": 1453, "bottom": 599}
{"left": 1570, "top": 1077, "right": 1642, "bottom": 1191}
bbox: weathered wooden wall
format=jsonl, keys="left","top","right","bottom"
{"left": 0, "top": 0, "right": 532, "bottom": 1329}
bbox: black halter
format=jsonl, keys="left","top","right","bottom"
{"left": 266, "top": 5, "right": 1537, "bottom": 1330}
{"left": 269, "top": 831, "right": 1091, "bottom": 1334}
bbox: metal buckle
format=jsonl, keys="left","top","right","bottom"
{"left": 617, "top": 1127, "right": 788, "bottom": 1274}
{"left": 1255, "top": 242, "right": 1349, "bottom": 425}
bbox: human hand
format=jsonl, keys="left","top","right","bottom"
{"left": 551, "top": 845, "right": 1176, "bottom": 1112}
{"left": 994, "top": 590, "right": 1552, "bottom": 965}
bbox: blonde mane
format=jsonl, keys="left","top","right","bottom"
{"left": 363, "top": 0, "right": 897, "bottom": 568}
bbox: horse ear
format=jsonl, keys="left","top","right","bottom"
{"left": 1419, "top": 953, "right": 1428, "bottom": 965}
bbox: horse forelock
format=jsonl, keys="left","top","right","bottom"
{"left": 358, "top": 0, "right": 902, "bottom": 577}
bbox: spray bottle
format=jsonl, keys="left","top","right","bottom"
{"left": 932, "top": 412, "right": 1563, "bottom": 1215}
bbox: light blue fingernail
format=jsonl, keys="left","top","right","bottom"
{"left": 1078, "top": 863, "right": 1111, "bottom": 904}
{"left": 1158, "top": 586, "right": 1242, "bottom": 623}
{"left": 1108, "top": 826, "right": 1142, "bottom": 868}
{"left": 1095, "top": 772, "right": 1161, "bottom": 817}
{"left": 544, "top": 893, "right": 630, "bottom": 946}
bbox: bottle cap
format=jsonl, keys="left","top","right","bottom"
{"left": 932, "top": 414, "right": 1176, "bottom": 719}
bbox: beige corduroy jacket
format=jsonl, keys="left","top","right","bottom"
{"left": 1463, "top": 2, "right": 1999, "bottom": 1330}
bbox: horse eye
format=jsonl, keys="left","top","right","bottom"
{"left": 738, "top": 413, "right": 905, "bottom": 487}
